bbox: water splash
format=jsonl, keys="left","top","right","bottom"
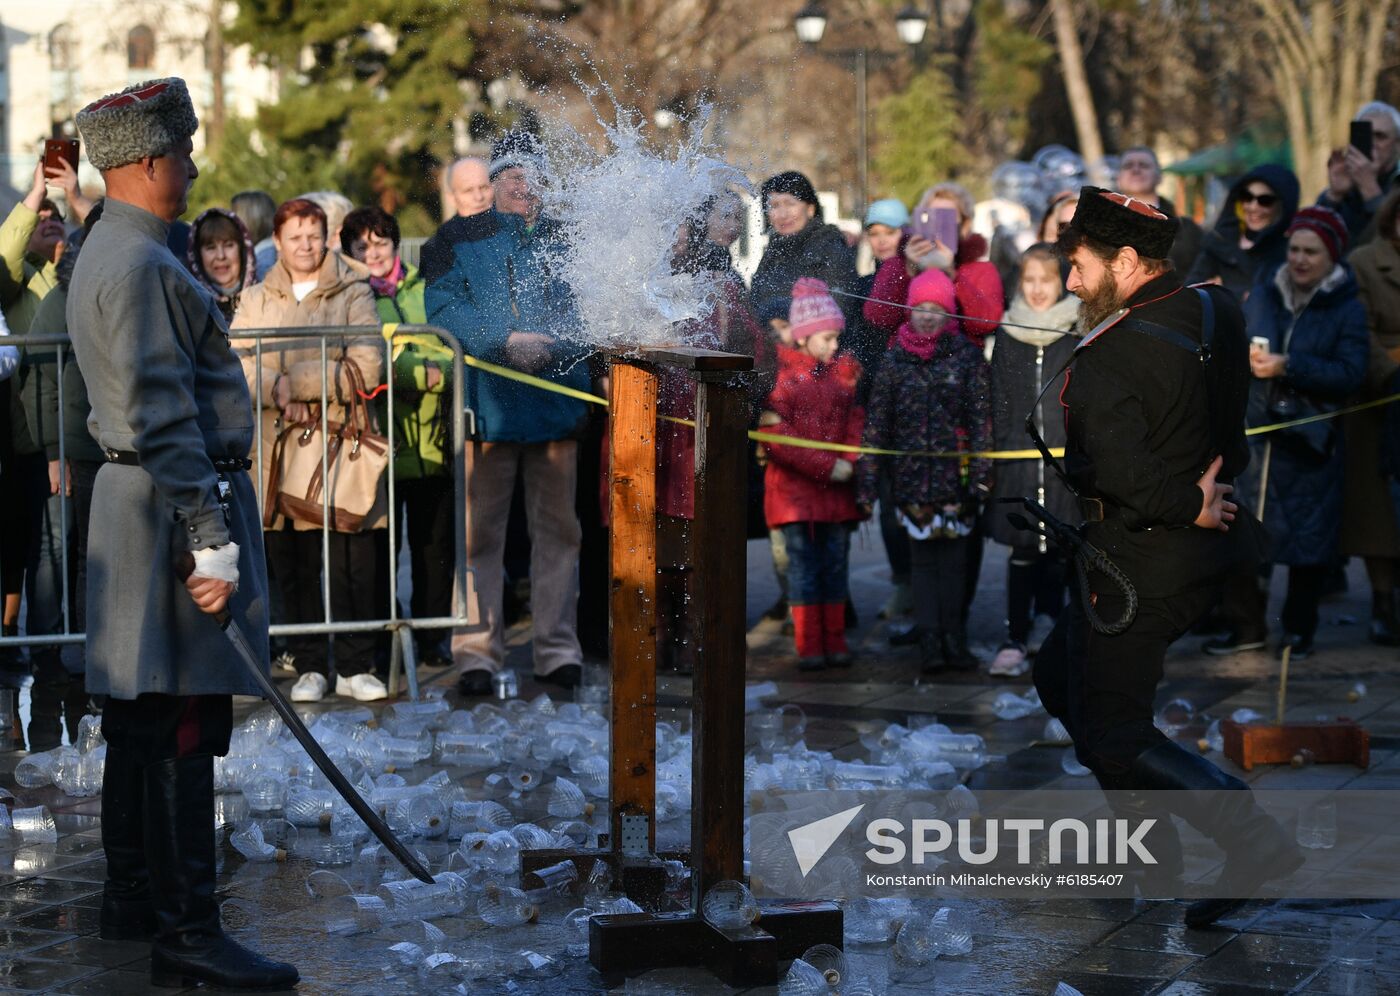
{"left": 536, "top": 97, "right": 750, "bottom": 351}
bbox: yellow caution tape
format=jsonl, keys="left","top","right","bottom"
{"left": 404, "top": 325, "right": 1399, "bottom": 460}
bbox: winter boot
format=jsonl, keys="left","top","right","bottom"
{"left": 1130, "top": 742, "right": 1304, "bottom": 928}
{"left": 822, "top": 603, "right": 852, "bottom": 667}
{"left": 1101, "top": 786, "right": 1186, "bottom": 900}
{"left": 99, "top": 744, "right": 156, "bottom": 941}
{"left": 918, "top": 630, "right": 947, "bottom": 673}
{"left": 1369, "top": 590, "right": 1399, "bottom": 646}
{"left": 145, "top": 755, "right": 299, "bottom": 989}
{"left": 941, "top": 629, "right": 981, "bottom": 671}
{"left": 27, "top": 650, "right": 66, "bottom": 752}
{"left": 792, "top": 605, "right": 826, "bottom": 672}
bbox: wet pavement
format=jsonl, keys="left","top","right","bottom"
{"left": 0, "top": 532, "right": 1397, "bottom": 993}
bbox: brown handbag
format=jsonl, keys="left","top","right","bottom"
{"left": 263, "top": 357, "right": 389, "bottom": 532}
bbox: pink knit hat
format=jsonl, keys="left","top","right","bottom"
{"left": 788, "top": 277, "right": 846, "bottom": 342}
{"left": 907, "top": 268, "right": 956, "bottom": 314}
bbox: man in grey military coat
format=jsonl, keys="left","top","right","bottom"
{"left": 67, "top": 78, "right": 298, "bottom": 990}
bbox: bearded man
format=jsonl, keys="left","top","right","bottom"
{"left": 1031, "top": 187, "right": 1301, "bottom": 928}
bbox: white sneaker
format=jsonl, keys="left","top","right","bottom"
{"left": 1027, "top": 614, "right": 1058, "bottom": 655}
{"left": 289, "top": 672, "right": 328, "bottom": 702}
{"left": 336, "top": 673, "right": 388, "bottom": 702}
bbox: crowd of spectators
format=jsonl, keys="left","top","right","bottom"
{"left": 3, "top": 100, "right": 1400, "bottom": 737}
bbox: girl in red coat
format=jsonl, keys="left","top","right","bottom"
{"left": 760, "top": 278, "right": 865, "bottom": 670}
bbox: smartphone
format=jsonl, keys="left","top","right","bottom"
{"left": 911, "top": 206, "right": 960, "bottom": 251}
{"left": 1350, "top": 119, "right": 1374, "bottom": 160}
{"left": 43, "top": 138, "right": 79, "bottom": 174}
{"left": 1250, "top": 336, "right": 1271, "bottom": 353}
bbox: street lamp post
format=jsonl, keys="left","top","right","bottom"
{"left": 793, "top": 3, "right": 929, "bottom": 215}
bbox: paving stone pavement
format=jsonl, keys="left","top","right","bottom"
{"left": 0, "top": 535, "right": 1395, "bottom": 993}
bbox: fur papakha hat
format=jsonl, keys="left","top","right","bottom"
{"left": 1061, "top": 185, "right": 1178, "bottom": 260}
{"left": 76, "top": 78, "right": 199, "bottom": 172}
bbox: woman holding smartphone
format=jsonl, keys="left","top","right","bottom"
{"left": 863, "top": 183, "right": 1004, "bottom": 349}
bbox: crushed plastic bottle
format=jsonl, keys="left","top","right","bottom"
{"left": 74, "top": 714, "right": 105, "bottom": 754}
{"left": 229, "top": 821, "right": 297, "bottom": 862}
{"left": 1200, "top": 718, "right": 1224, "bottom": 754}
{"left": 493, "top": 669, "right": 519, "bottom": 700}
{"left": 1042, "top": 717, "right": 1071, "bottom": 743}
{"left": 991, "top": 690, "right": 1041, "bottom": 720}
{"left": 1153, "top": 698, "right": 1195, "bottom": 736}
{"left": 1348, "top": 681, "right": 1367, "bottom": 703}
{"left": 1231, "top": 707, "right": 1265, "bottom": 724}
{"left": 10, "top": 806, "right": 57, "bottom": 843}
{"left": 1061, "top": 748, "right": 1092, "bottom": 777}
{"left": 928, "top": 906, "right": 974, "bottom": 955}
{"left": 701, "top": 880, "right": 759, "bottom": 929}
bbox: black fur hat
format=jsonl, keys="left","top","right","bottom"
{"left": 1061, "top": 185, "right": 1177, "bottom": 259}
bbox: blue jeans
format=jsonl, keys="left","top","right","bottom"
{"left": 781, "top": 522, "right": 851, "bottom": 606}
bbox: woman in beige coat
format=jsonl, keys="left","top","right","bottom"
{"left": 230, "top": 197, "right": 387, "bottom": 703}
{"left": 1343, "top": 189, "right": 1400, "bottom": 644}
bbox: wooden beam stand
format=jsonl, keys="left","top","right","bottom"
{"left": 1222, "top": 719, "right": 1370, "bottom": 771}
{"left": 558, "top": 347, "right": 841, "bottom": 986}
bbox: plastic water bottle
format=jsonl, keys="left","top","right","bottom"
{"left": 478, "top": 885, "right": 538, "bottom": 926}
{"left": 75, "top": 714, "right": 105, "bottom": 754}
{"left": 928, "top": 906, "right": 974, "bottom": 955}
{"left": 493, "top": 669, "right": 519, "bottom": 700}
{"left": 376, "top": 873, "right": 469, "bottom": 921}
{"left": 800, "top": 943, "right": 848, "bottom": 984}
{"left": 547, "top": 776, "right": 588, "bottom": 818}
{"left": 701, "top": 881, "right": 760, "bottom": 929}
{"left": 285, "top": 788, "right": 336, "bottom": 828}
{"left": 15, "top": 748, "right": 69, "bottom": 789}
{"left": 777, "top": 959, "right": 828, "bottom": 995}
{"left": 386, "top": 796, "right": 447, "bottom": 839}
{"left": 562, "top": 907, "right": 593, "bottom": 956}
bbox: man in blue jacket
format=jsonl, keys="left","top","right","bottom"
{"left": 423, "top": 160, "right": 590, "bottom": 695}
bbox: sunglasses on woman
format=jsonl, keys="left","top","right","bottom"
{"left": 1238, "top": 191, "right": 1279, "bottom": 207}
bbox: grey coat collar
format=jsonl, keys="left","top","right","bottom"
{"left": 101, "top": 198, "right": 172, "bottom": 245}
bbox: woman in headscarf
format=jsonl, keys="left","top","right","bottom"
{"left": 186, "top": 207, "right": 257, "bottom": 322}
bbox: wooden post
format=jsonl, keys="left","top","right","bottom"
{"left": 608, "top": 359, "right": 660, "bottom": 853}
{"left": 690, "top": 372, "right": 750, "bottom": 897}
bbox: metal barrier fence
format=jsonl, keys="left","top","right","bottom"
{"left": 0, "top": 324, "right": 477, "bottom": 701}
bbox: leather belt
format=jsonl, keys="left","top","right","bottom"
{"left": 105, "top": 449, "right": 252, "bottom": 472}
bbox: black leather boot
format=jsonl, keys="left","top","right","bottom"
{"left": 145, "top": 755, "right": 299, "bottom": 990}
{"left": 919, "top": 630, "right": 946, "bottom": 673}
{"left": 1130, "top": 742, "right": 1303, "bottom": 928}
{"left": 1104, "top": 789, "right": 1186, "bottom": 900}
{"left": 1370, "top": 590, "right": 1399, "bottom": 646}
{"left": 99, "top": 744, "right": 156, "bottom": 941}
{"left": 941, "top": 630, "right": 981, "bottom": 671}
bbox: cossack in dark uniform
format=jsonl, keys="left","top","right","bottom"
{"left": 1032, "top": 187, "right": 1301, "bottom": 930}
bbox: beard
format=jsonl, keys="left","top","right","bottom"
{"left": 1076, "top": 272, "right": 1127, "bottom": 330}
